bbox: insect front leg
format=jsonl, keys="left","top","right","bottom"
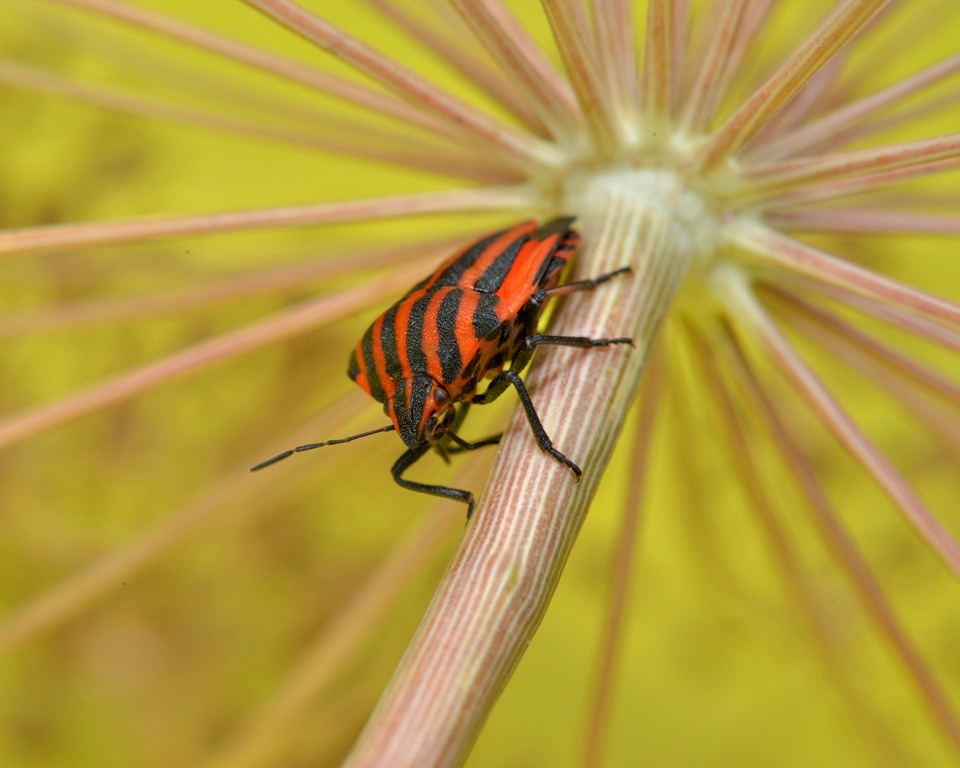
{"left": 473, "top": 370, "right": 581, "bottom": 479}
{"left": 391, "top": 441, "right": 478, "bottom": 518}
{"left": 444, "top": 431, "right": 503, "bottom": 454}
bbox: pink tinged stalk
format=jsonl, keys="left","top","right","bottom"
{"left": 40, "top": 0, "right": 462, "bottom": 142}
{"left": 766, "top": 208, "right": 960, "bottom": 235}
{"left": 240, "top": 0, "right": 562, "bottom": 171}
{"left": 754, "top": 52, "right": 849, "bottom": 146}
{"left": 695, "top": 0, "right": 890, "bottom": 170}
{"left": 640, "top": 0, "right": 675, "bottom": 130}
{"left": 591, "top": 0, "right": 639, "bottom": 128}
{"left": 725, "top": 336, "right": 960, "bottom": 758}
{"left": 717, "top": 268, "right": 960, "bottom": 580}
{"left": 700, "top": 0, "right": 776, "bottom": 134}
{"left": 760, "top": 156, "right": 960, "bottom": 209}
{"left": 0, "top": 187, "right": 534, "bottom": 258}
{"left": 364, "top": 0, "right": 548, "bottom": 135}
{"left": 579, "top": 356, "right": 663, "bottom": 768}
{"left": 0, "top": 264, "right": 425, "bottom": 452}
{"left": 765, "top": 288, "right": 960, "bottom": 407}
{"left": 0, "top": 237, "right": 464, "bottom": 339}
{"left": 794, "top": 286, "right": 960, "bottom": 354}
{"left": 207, "top": 506, "right": 463, "bottom": 768}
{"left": 447, "top": 0, "right": 581, "bottom": 138}
{"left": 690, "top": 324, "right": 914, "bottom": 765}
{"left": 741, "top": 133, "right": 960, "bottom": 195}
{"left": 677, "top": 0, "right": 748, "bottom": 134}
{"left": 0, "top": 392, "right": 370, "bottom": 653}
{"left": 539, "top": 0, "right": 622, "bottom": 150}
{"left": 0, "top": 62, "right": 511, "bottom": 183}
{"left": 768, "top": 292, "right": 960, "bottom": 453}
{"left": 345, "top": 172, "right": 705, "bottom": 767}
{"left": 732, "top": 221, "right": 960, "bottom": 326}
{"left": 750, "top": 52, "right": 960, "bottom": 161}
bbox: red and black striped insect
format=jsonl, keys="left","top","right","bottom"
{"left": 252, "top": 217, "right": 631, "bottom": 517}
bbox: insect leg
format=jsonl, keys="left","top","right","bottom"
{"left": 391, "top": 442, "right": 477, "bottom": 518}
{"left": 444, "top": 431, "right": 503, "bottom": 454}
{"left": 431, "top": 404, "right": 501, "bottom": 456}
{"left": 473, "top": 370, "right": 581, "bottom": 479}
{"left": 507, "top": 332, "right": 631, "bottom": 375}
{"left": 523, "top": 334, "right": 633, "bottom": 352}
{"left": 532, "top": 266, "right": 632, "bottom": 303}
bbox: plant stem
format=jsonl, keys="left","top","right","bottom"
{"left": 344, "top": 170, "right": 709, "bottom": 767}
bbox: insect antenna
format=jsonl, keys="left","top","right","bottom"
{"left": 250, "top": 424, "right": 395, "bottom": 471}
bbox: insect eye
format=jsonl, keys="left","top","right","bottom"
{"left": 433, "top": 388, "right": 450, "bottom": 407}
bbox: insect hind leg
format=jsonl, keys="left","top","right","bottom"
{"left": 392, "top": 442, "right": 477, "bottom": 518}
{"left": 473, "top": 370, "right": 581, "bottom": 479}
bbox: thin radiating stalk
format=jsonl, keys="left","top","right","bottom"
{"left": 207, "top": 505, "right": 463, "bottom": 768}
{"left": 677, "top": 0, "right": 747, "bottom": 134}
{"left": 0, "top": 237, "right": 463, "bottom": 339}
{"left": 769, "top": 292, "right": 960, "bottom": 453}
{"left": 640, "top": 0, "right": 675, "bottom": 131}
{"left": 765, "top": 287, "right": 960, "bottom": 406}
{"left": 579, "top": 354, "right": 663, "bottom": 768}
{"left": 663, "top": 328, "right": 741, "bottom": 591}
{"left": 783, "top": 91, "right": 960, "bottom": 162}
{"left": 689, "top": 323, "right": 912, "bottom": 767}
{"left": 750, "top": 52, "right": 960, "bottom": 161}
{"left": 40, "top": 0, "right": 462, "bottom": 142}
{"left": 345, "top": 171, "right": 703, "bottom": 767}
{"left": 751, "top": 50, "right": 850, "bottom": 145}
{"left": 241, "top": 0, "right": 562, "bottom": 171}
{"left": 718, "top": 268, "right": 960, "bottom": 580}
{"left": 671, "top": 0, "right": 689, "bottom": 112}
{"left": 0, "top": 393, "right": 369, "bottom": 652}
{"left": 724, "top": 331, "right": 960, "bottom": 758}
{"left": 762, "top": 157, "right": 960, "bottom": 210}
{"left": 446, "top": 0, "right": 580, "bottom": 137}
{"left": 592, "top": 0, "right": 639, "bottom": 131}
{"left": 3, "top": 0, "right": 958, "bottom": 763}
{"left": 29, "top": 10, "right": 396, "bottom": 138}
{"left": 364, "top": 0, "right": 547, "bottom": 134}
{"left": 698, "top": 0, "right": 776, "bottom": 133}
{"left": 731, "top": 220, "right": 960, "bottom": 326}
{"left": 0, "top": 265, "right": 424, "bottom": 452}
{"left": 741, "top": 133, "right": 960, "bottom": 196}
{"left": 767, "top": 208, "right": 960, "bottom": 235}
{"left": 790, "top": 283, "right": 960, "bottom": 353}
{"left": 696, "top": 0, "right": 890, "bottom": 170}
{"left": 0, "top": 187, "right": 534, "bottom": 257}
{"left": 540, "top": 0, "right": 621, "bottom": 150}
{"left": 0, "top": 61, "right": 510, "bottom": 183}
{"left": 753, "top": 1, "right": 903, "bottom": 143}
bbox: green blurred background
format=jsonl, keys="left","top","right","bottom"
{"left": 1, "top": 1, "right": 958, "bottom": 766}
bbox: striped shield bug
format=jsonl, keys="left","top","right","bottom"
{"left": 252, "top": 217, "right": 632, "bottom": 518}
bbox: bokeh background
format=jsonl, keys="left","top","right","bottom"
{"left": 1, "top": 1, "right": 958, "bottom": 766}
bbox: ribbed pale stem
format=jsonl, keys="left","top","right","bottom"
{"left": 344, "top": 170, "right": 710, "bottom": 767}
